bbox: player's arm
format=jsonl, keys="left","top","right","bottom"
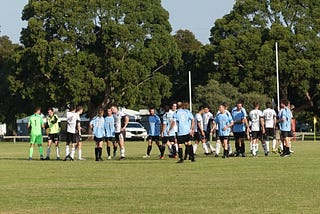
{"left": 77, "top": 120, "right": 81, "bottom": 136}
{"left": 260, "top": 116, "right": 265, "bottom": 134}
{"left": 121, "top": 115, "right": 129, "bottom": 131}
{"left": 211, "top": 121, "right": 216, "bottom": 133}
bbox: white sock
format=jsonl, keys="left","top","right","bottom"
{"left": 280, "top": 143, "right": 283, "bottom": 151}
{"left": 56, "top": 147, "right": 60, "bottom": 158}
{"left": 175, "top": 144, "right": 178, "bottom": 152}
{"left": 66, "top": 145, "right": 70, "bottom": 156}
{"left": 215, "top": 142, "right": 221, "bottom": 155}
{"left": 256, "top": 143, "right": 259, "bottom": 152}
{"left": 265, "top": 141, "right": 270, "bottom": 152}
{"left": 228, "top": 144, "right": 232, "bottom": 153}
{"left": 193, "top": 144, "right": 198, "bottom": 154}
{"left": 46, "top": 147, "right": 51, "bottom": 157}
{"left": 252, "top": 143, "right": 256, "bottom": 155}
{"left": 78, "top": 149, "right": 82, "bottom": 159}
{"left": 250, "top": 141, "right": 253, "bottom": 151}
{"left": 272, "top": 139, "right": 276, "bottom": 150}
{"left": 202, "top": 143, "right": 209, "bottom": 154}
{"left": 120, "top": 148, "right": 125, "bottom": 157}
{"left": 70, "top": 148, "right": 75, "bottom": 159}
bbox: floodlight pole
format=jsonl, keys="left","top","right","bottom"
{"left": 276, "top": 42, "right": 280, "bottom": 111}
{"left": 189, "top": 71, "right": 192, "bottom": 112}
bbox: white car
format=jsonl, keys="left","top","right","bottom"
{"left": 125, "top": 122, "right": 148, "bottom": 140}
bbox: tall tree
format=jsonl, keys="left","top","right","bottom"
{"left": 210, "top": 0, "right": 320, "bottom": 115}
{"left": 9, "top": 0, "right": 180, "bottom": 115}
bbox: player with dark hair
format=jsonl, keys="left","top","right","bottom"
{"left": 63, "top": 104, "right": 79, "bottom": 161}
{"left": 161, "top": 105, "right": 176, "bottom": 159}
{"left": 249, "top": 102, "right": 265, "bottom": 156}
{"left": 104, "top": 107, "right": 115, "bottom": 160}
{"left": 262, "top": 101, "right": 277, "bottom": 153}
{"left": 278, "top": 99, "right": 293, "bottom": 157}
{"left": 90, "top": 107, "right": 105, "bottom": 161}
{"left": 143, "top": 107, "right": 162, "bottom": 159}
{"left": 44, "top": 107, "right": 61, "bottom": 160}
{"left": 193, "top": 105, "right": 210, "bottom": 155}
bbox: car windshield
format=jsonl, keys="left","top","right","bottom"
{"left": 127, "top": 123, "right": 143, "bottom": 128}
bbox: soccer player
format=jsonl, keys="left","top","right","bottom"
{"left": 63, "top": 104, "right": 79, "bottom": 161}
{"left": 90, "top": 108, "right": 105, "bottom": 161}
{"left": 75, "top": 106, "right": 85, "bottom": 160}
{"left": 262, "top": 101, "right": 277, "bottom": 153}
{"left": 105, "top": 107, "right": 115, "bottom": 160}
{"left": 193, "top": 105, "right": 210, "bottom": 155}
{"left": 111, "top": 105, "right": 129, "bottom": 160}
{"left": 277, "top": 99, "right": 293, "bottom": 157}
{"left": 45, "top": 107, "right": 61, "bottom": 160}
{"left": 143, "top": 107, "right": 162, "bottom": 159}
{"left": 28, "top": 107, "right": 45, "bottom": 160}
{"left": 172, "top": 102, "right": 195, "bottom": 163}
{"left": 211, "top": 104, "right": 234, "bottom": 158}
{"left": 249, "top": 102, "right": 265, "bottom": 156}
{"left": 231, "top": 99, "right": 249, "bottom": 157}
{"left": 161, "top": 105, "right": 176, "bottom": 159}
{"left": 202, "top": 105, "right": 215, "bottom": 154}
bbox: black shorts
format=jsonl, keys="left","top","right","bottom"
{"left": 147, "top": 136, "right": 159, "bottom": 142}
{"left": 215, "top": 130, "right": 220, "bottom": 140}
{"left": 251, "top": 131, "right": 261, "bottom": 140}
{"left": 177, "top": 134, "right": 191, "bottom": 144}
{"left": 233, "top": 132, "right": 246, "bottom": 140}
{"left": 219, "top": 136, "right": 229, "bottom": 142}
{"left": 162, "top": 136, "right": 175, "bottom": 144}
{"left": 281, "top": 131, "right": 291, "bottom": 138}
{"left": 264, "top": 128, "right": 275, "bottom": 138}
{"left": 194, "top": 132, "right": 205, "bottom": 141}
{"left": 75, "top": 133, "right": 81, "bottom": 143}
{"left": 105, "top": 137, "right": 115, "bottom": 142}
{"left": 205, "top": 131, "right": 211, "bottom": 140}
{"left": 115, "top": 131, "right": 125, "bottom": 142}
{"left": 94, "top": 136, "right": 104, "bottom": 143}
{"left": 48, "top": 133, "right": 60, "bottom": 142}
{"left": 66, "top": 132, "right": 76, "bottom": 145}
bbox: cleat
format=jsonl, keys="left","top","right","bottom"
{"left": 214, "top": 154, "right": 219, "bottom": 157}
{"left": 119, "top": 156, "right": 126, "bottom": 160}
{"left": 107, "top": 156, "right": 111, "bottom": 160}
{"left": 45, "top": 156, "right": 50, "bottom": 160}
{"left": 56, "top": 157, "right": 60, "bottom": 160}
{"left": 241, "top": 153, "right": 246, "bottom": 157}
{"left": 191, "top": 158, "right": 196, "bottom": 162}
{"left": 28, "top": 157, "right": 32, "bottom": 160}
{"left": 222, "top": 156, "right": 226, "bottom": 159}
{"left": 265, "top": 152, "right": 269, "bottom": 157}
{"left": 40, "top": 155, "right": 44, "bottom": 160}
{"left": 142, "top": 155, "right": 150, "bottom": 159}
{"left": 177, "top": 159, "right": 184, "bottom": 163}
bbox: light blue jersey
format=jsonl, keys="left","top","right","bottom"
{"left": 215, "top": 112, "right": 233, "bottom": 136}
{"left": 148, "top": 114, "right": 161, "bottom": 136}
{"left": 90, "top": 116, "right": 105, "bottom": 138}
{"left": 231, "top": 107, "right": 247, "bottom": 132}
{"left": 104, "top": 115, "right": 115, "bottom": 137}
{"left": 173, "top": 109, "right": 194, "bottom": 136}
{"left": 162, "top": 111, "right": 175, "bottom": 137}
{"left": 278, "top": 107, "right": 292, "bottom": 131}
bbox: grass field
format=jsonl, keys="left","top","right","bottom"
{"left": 0, "top": 140, "right": 319, "bottom": 214}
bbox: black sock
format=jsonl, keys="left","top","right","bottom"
{"left": 188, "top": 145, "right": 195, "bottom": 160}
{"left": 172, "top": 144, "right": 177, "bottom": 155}
{"left": 95, "top": 148, "right": 98, "bottom": 160}
{"left": 113, "top": 146, "right": 117, "bottom": 154}
{"left": 160, "top": 146, "right": 165, "bottom": 156}
{"left": 241, "top": 142, "right": 245, "bottom": 154}
{"left": 99, "top": 147, "right": 102, "bottom": 159}
{"left": 157, "top": 143, "right": 162, "bottom": 152}
{"left": 107, "top": 146, "right": 111, "bottom": 156}
{"left": 147, "top": 145, "right": 152, "bottom": 155}
{"left": 178, "top": 148, "right": 183, "bottom": 159}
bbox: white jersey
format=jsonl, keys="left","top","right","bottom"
{"left": 113, "top": 111, "right": 126, "bottom": 133}
{"left": 202, "top": 112, "right": 213, "bottom": 132}
{"left": 66, "top": 111, "right": 79, "bottom": 134}
{"left": 249, "top": 109, "right": 263, "bottom": 131}
{"left": 194, "top": 113, "right": 203, "bottom": 132}
{"left": 263, "top": 108, "right": 277, "bottom": 128}
{"left": 169, "top": 109, "right": 177, "bottom": 132}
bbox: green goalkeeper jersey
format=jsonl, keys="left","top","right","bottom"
{"left": 28, "top": 114, "right": 43, "bottom": 136}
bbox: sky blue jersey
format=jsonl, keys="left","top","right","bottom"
{"left": 231, "top": 107, "right": 247, "bottom": 132}
{"left": 278, "top": 107, "right": 292, "bottom": 132}
{"left": 215, "top": 112, "right": 233, "bottom": 137}
{"left": 104, "top": 115, "right": 115, "bottom": 137}
{"left": 173, "top": 109, "right": 194, "bottom": 136}
{"left": 90, "top": 116, "right": 105, "bottom": 138}
{"left": 148, "top": 114, "right": 161, "bottom": 136}
{"left": 162, "top": 111, "right": 175, "bottom": 137}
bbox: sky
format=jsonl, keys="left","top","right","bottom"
{"left": 0, "top": 0, "right": 235, "bottom": 45}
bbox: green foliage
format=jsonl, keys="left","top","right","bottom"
{"left": 8, "top": 0, "right": 180, "bottom": 116}
{"left": 209, "top": 0, "right": 320, "bottom": 116}
{"left": 194, "top": 79, "right": 269, "bottom": 112}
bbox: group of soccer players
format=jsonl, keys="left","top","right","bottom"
{"left": 27, "top": 98, "right": 294, "bottom": 161}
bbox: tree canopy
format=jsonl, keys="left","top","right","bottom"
{"left": 209, "top": 0, "right": 320, "bottom": 115}
{"left": 8, "top": 0, "right": 180, "bottom": 115}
